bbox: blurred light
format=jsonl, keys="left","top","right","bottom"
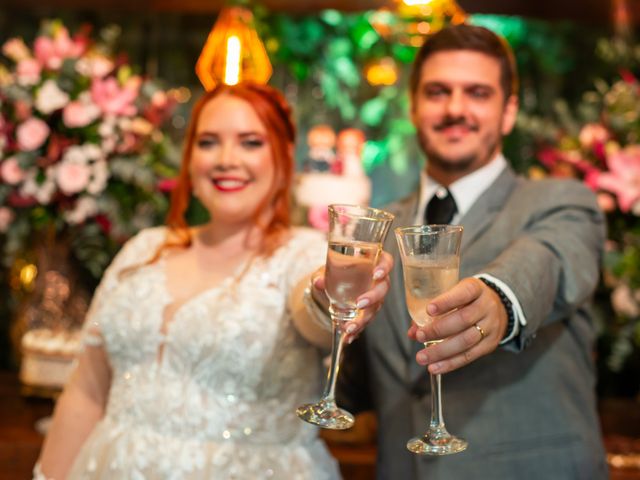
{"left": 365, "top": 57, "right": 399, "bottom": 86}
{"left": 196, "top": 7, "right": 272, "bottom": 90}
{"left": 224, "top": 36, "right": 241, "bottom": 85}
{"left": 402, "top": 0, "right": 433, "bottom": 6}
{"left": 20, "top": 263, "right": 37, "bottom": 290}
{"left": 395, "top": 0, "right": 466, "bottom": 45}
{"left": 417, "top": 21, "right": 431, "bottom": 34}
{"left": 168, "top": 87, "right": 192, "bottom": 104}
{"left": 368, "top": 9, "right": 395, "bottom": 38}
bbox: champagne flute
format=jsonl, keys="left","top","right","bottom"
{"left": 297, "top": 204, "right": 394, "bottom": 430}
{"left": 395, "top": 224, "right": 467, "bottom": 455}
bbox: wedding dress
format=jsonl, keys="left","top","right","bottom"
{"left": 63, "top": 226, "right": 340, "bottom": 479}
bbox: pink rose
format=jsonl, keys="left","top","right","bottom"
{"left": 0, "top": 207, "right": 14, "bottom": 233}
{"left": 91, "top": 76, "right": 140, "bottom": 116}
{"left": 55, "top": 162, "right": 91, "bottom": 195}
{"left": 16, "top": 58, "right": 41, "bottom": 86}
{"left": 34, "top": 27, "right": 85, "bottom": 70}
{"left": 0, "top": 157, "right": 25, "bottom": 184}
{"left": 63, "top": 100, "right": 100, "bottom": 128}
{"left": 16, "top": 117, "right": 50, "bottom": 151}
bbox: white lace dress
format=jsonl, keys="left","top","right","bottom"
{"left": 65, "top": 226, "right": 341, "bottom": 480}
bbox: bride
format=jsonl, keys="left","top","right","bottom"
{"left": 36, "top": 82, "right": 392, "bottom": 479}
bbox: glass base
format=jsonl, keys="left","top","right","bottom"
{"left": 296, "top": 400, "right": 355, "bottom": 430}
{"left": 407, "top": 432, "right": 468, "bottom": 456}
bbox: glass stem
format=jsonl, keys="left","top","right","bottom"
{"left": 429, "top": 372, "right": 445, "bottom": 430}
{"left": 320, "top": 317, "right": 347, "bottom": 403}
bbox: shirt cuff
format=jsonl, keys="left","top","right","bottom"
{"left": 474, "top": 273, "right": 527, "bottom": 344}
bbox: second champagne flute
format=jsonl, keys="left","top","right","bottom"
{"left": 296, "top": 204, "right": 394, "bottom": 429}
{"left": 395, "top": 224, "right": 467, "bottom": 455}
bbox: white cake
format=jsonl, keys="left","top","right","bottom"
{"left": 20, "top": 328, "right": 81, "bottom": 391}
{"left": 294, "top": 172, "right": 371, "bottom": 207}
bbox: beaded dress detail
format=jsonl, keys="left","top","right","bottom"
{"left": 66, "top": 227, "right": 340, "bottom": 480}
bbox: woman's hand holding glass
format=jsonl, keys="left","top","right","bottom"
{"left": 310, "top": 249, "right": 393, "bottom": 342}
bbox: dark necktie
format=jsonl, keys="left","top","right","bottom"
{"left": 425, "top": 188, "right": 457, "bottom": 224}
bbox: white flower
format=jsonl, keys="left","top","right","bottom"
{"left": 35, "top": 79, "right": 70, "bottom": 114}
{"left": 75, "top": 54, "right": 114, "bottom": 78}
{"left": 101, "top": 136, "right": 117, "bottom": 154}
{"left": 611, "top": 283, "right": 640, "bottom": 318}
{"left": 62, "top": 144, "right": 103, "bottom": 165}
{"left": 98, "top": 115, "right": 117, "bottom": 137}
{"left": 65, "top": 196, "right": 99, "bottom": 224}
{"left": 87, "top": 159, "right": 109, "bottom": 195}
{"left": 21, "top": 167, "right": 56, "bottom": 204}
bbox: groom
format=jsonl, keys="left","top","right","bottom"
{"left": 335, "top": 24, "right": 609, "bottom": 479}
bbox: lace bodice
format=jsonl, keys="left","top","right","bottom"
{"left": 66, "top": 227, "right": 340, "bottom": 479}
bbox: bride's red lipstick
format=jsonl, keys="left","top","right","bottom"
{"left": 211, "top": 177, "right": 249, "bottom": 192}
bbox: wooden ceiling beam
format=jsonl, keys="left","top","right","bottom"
{"left": 0, "top": 0, "right": 617, "bottom": 24}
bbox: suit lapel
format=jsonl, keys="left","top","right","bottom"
{"left": 460, "top": 166, "right": 518, "bottom": 254}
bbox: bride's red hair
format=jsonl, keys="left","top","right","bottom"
{"left": 155, "top": 82, "right": 296, "bottom": 260}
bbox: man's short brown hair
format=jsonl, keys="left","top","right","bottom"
{"left": 409, "top": 24, "right": 519, "bottom": 100}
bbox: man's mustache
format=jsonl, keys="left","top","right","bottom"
{"left": 434, "top": 117, "right": 479, "bottom": 132}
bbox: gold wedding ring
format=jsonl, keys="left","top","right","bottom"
{"left": 474, "top": 323, "right": 487, "bottom": 340}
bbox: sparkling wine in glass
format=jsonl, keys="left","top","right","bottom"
{"left": 395, "top": 224, "right": 467, "bottom": 455}
{"left": 296, "top": 204, "right": 394, "bottom": 430}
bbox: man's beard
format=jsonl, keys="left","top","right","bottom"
{"left": 416, "top": 116, "right": 499, "bottom": 173}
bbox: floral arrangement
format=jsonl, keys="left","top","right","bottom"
{"left": 0, "top": 20, "right": 179, "bottom": 279}
{"left": 519, "top": 43, "right": 640, "bottom": 377}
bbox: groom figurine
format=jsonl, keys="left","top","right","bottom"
{"left": 336, "top": 24, "right": 608, "bottom": 479}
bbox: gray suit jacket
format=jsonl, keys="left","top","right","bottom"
{"left": 338, "top": 166, "right": 609, "bottom": 479}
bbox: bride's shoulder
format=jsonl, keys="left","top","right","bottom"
{"left": 113, "top": 226, "right": 169, "bottom": 266}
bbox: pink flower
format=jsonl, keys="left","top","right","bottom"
{"left": 595, "top": 146, "right": 640, "bottom": 212}
{"left": 538, "top": 147, "right": 600, "bottom": 180}
{"left": 63, "top": 100, "right": 100, "bottom": 128}
{"left": 0, "top": 207, "right": 14, "bottom": 233}
{"left": 91, "top": 76, "right": 140, "bottom": 116}
{"left": 157, "top": 178, "right": 177, "bottom": 192}
{"left": 55, "top": 161, "right": 91, "bottom": 195}
{"left": 16, "top": 117, "right": 50, "bottom": 151}
{"left": 34, "top": 27, "right": 85, "bottom": 70}
{"left": 0, "top": 157, "right": 25, "bottom": 184}
{"left": 14, "top": 100, "right": 32, "bottom": 122}
{"left": 578, "top": 123, "right": 610, "bottom": 150}
{"left": 308, "top": 204, "right": 330, "bottom": 232}
{"left": 15, "top": 58, "right": 41, "bottom": 86}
